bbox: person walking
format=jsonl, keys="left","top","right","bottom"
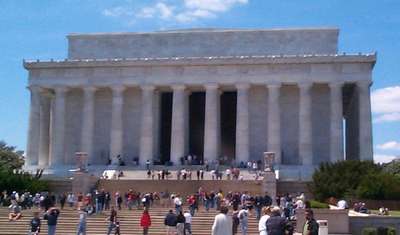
{"left": 140, "top": 209, "right": 151, "bottom": 235}
{"left": 258, "top": 207, "right": 271, "bottom": 235}
{"left": 164, "top": 209, "right": 177, "bottom": 235}
{"left": 106, "top": 206, "right": 118, "bottom": 235}
{"left": 232, "top": 209, "right": 240, "bottom": 234}
{"left": 176, "top": 211, "right": 185, "bottom": 235}
{"left": 212, "top": 206, "right": 232, "bottom": 235}
{"left": 43, "top": 207, "right": 60, "bottom": 235}
{"left": 183, "top": 210, "right": 192, "bottom": 235}
{"left": 238, "top": 206, "right": 249, "bottom": 235}
{"left": 76, "top": 205, "right": 88, "bottom": 235}
{"left": 29, "top": 211, "right": 41, "bottom": 235}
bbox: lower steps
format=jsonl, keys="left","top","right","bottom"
{"left": 0, "top": 206, "right": 260, "bottom": 234}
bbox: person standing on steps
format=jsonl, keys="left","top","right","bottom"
{"left": 43, "top": 207, "right": 60, "bottom": 235}
{"left": 29, "top": 211, "right": 41, "bottom": 235}
{"left": 76, "top": 204, "right": 88, "bottom": 235}
{"left": 176, "top": 211, "right": 186, "bottom": 235}
{"left": 238, "top": 206, "right": 249, "bottom": 235}
{"left": 164, "top": 209, "right": 178, "bottom": 235}
{"left": 212, "top": 206, "right": 232, "bottom": 235}
{"left": 140, "top": 209, "right": 151, "bottom": 235}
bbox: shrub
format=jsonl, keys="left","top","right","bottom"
{"left": 388, "top": 227, "right": 396, "bottom": 235}
{"left": 309, "top": 160, "right": 381, "bottom": 201}
{"left": 309, "top": 200, "right": 329, "bottom": 209}
{"left": 356, "top": 172, "right": 400, "bottom": 200}
{"left": 362, "top": 228, "right": 377, "bottom": 235}
{"left": 0, "top": 168, "right": 48, "bottom": 193}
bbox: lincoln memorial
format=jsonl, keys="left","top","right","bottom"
{"left": 23, "top": 28, "right": 375, "bottom": 180}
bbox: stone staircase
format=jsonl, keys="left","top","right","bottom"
{"left": 0, "top": 206, "right": 260, "bottom": 235}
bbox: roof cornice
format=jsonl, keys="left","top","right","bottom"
{"left": 23, "top": 53, "right": 376, "bottom": 70}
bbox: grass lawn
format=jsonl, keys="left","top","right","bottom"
{"left": 370, "top": 210, "right": 400, "bottom": 217}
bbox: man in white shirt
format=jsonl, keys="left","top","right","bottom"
{"left": 258, "top": 207, "right": 271, "bottom": 235}
{"left": 184, "top": 210, "right": 192, "bottom": 235}
{"left": 337, "top": 199, "right": 348, "bottom": 209}
{"left": 212, "top": 206, "right": 232, "bottom": 235}
{"left": 238, "top": 206, "right": 249, "bottom": 235}
{"left": 174, "top": 195, "right": 182, "bottom": 214}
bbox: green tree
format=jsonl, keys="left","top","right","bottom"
{"left": 356, "top": 172, "right": 400, "bottom": 200}
{"left": 0, "top": 140, "right": 24, "bottom": 170}
{"left": 308, "top": 160, "right": 381, "bottom": 201}
{"left": 382, "top": 159, "right": 400, "bottom": 176}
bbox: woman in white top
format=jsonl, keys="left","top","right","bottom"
{"left": 258, "top": 206, "right": 271, "bottom": 235}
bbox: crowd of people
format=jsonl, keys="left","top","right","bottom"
{"left": 0, "top": 187, "right": 323, "bottom": 235}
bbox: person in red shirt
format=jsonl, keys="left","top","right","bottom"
{"left": 140, "top": 209, "right": 151, "bottom": 235}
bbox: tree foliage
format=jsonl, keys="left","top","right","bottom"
{"left": 309, "top": 160, "right": 382, "bottom": 201}
{"left": 0, "top": 140, "right": 24, "bottom": 170}
{"left": 382, "top": 159, "right": 400, "bottom": 176}
{"left": 0, "top": 169, "right": 49, "bottom": 193}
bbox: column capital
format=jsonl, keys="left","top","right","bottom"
{"left": 82, "top": 86, "right": 98, "bottom": 93}
{"left": 141, "top": 84, "right": 156, "bottom": 91}
{"left": 204, "top": 83, "right": 219, "bottom": 90}
{"left": 298, "top": 82, "right": 313, "bottom": 90}
{"left": 328, "top": 81, "right": 344, "bottom": 89}
{"left": 235, "top": 83, "right": 251, "bottom": 90}
{"left": 53, "top": 86, "right": 69, "bottom": 95}
{"left": 357, "top": 80, "right": 372, "bottom": 90}
{"left": 27, "top": 85, "right": 43, "bottom": 94}
{"left": 266, "top": 82, "right": 282, "bottom": 89}
{"left": 171, "top": 84, "right": 186, "bottom": 91}
{"left": 111, "top": 84, "right": 125, "bottom": 92}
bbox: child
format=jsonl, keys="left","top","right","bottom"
{"left": 29, "top": 212, "right": 41, "bottom": 235}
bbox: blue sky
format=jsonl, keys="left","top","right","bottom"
{"left": 0, "top": 0, "right": 399, "bottom": 162}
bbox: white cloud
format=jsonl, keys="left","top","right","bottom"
{"left": 102, "top": 0, "right": 248, "bottom": 24}
{"left": 374, "top": 112, "right": 400, "bottom": 123}
{"left": 377, "top": 141, "right": 400, "bottom": 151}
{"left": 136, "top": 2, "right": 174, "bottom": 20}
{"left": 184, "top": 0, "right": 248, "bottom": 12}
{"left": 371, "top": 86, "right": 400, "bottom": 123}
{"left": 374, "top": 154, "right": 399, "bottom": 163}
{"left": 102, "top": 6, "right": 133, "bottom": 17}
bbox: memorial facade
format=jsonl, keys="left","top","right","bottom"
{"left": 23, "top": 28, "right": 376, "bottom": 180}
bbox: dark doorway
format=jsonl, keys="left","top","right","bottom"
{"left": 189, "top": 92, "right": 205, "bottom": 164}
{"left": 159, "top": 92, "right": 173, "bottom": 164}
{"left": 220, "top": 92, "right": 237, "bottom": 164}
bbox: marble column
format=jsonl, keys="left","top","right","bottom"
{"left": 358, "top": 81, "right": 374, "bottom": 161}
{"left": 204, "top": 83, "right": 220, "bottom": 163}
{"left": 266, "top": 83, "right": 282, "bottom": 165}
{"left": 298, "top": 82, "right": 313, "bottom": 165}
{"left": 170, "top": 85, "right": 187, "bottom": 165}
{"left": 26, "top": 86, "right": 41, "bottom": 166}
{"left": 50, "top": 86, "right": 68, "bottom": 166}
{"left": 81, "top": 87, "right": 97, "bottom": 164}
{"left": 139, "top": 85, "right": 155, "bottom": 165}
{"left": 38, "top": 91, "right": 51, "bottom": 167}
{"left": 329, "top": 82, "right": 344, "bottom": 162}
{"left": 235, "top": 83, "right": 250, "bottom": 164}
{"left": 109, "top": 85, "right": 125, "bottom": 164}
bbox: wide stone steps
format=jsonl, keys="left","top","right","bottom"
{"left": 0, "top": 207, "right": 260, "bottom": 234}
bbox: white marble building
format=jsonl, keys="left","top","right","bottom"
{"left": 23, "top": 28, "right": 375, "bottom": 180}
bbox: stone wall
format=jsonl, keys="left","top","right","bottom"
{"left": 68, "top": 28, "right": 339, "bottom": 59}
{"left": 350, "top": 216, "right": 400, "bottom": 235}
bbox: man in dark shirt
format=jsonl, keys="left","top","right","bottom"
{"left": 29, "top": 212, "right": 41, "bottom": 235}
{"left": 266, "top": 207, "right": 287, "bottom": 235}
{"left": 303, "top": 209, "right": 319, "bottom": 235}
{"left": 43, "top": 207, "right": 60, "bottom": 235}
{"left": 164, "top": 209, "right": 177, "bottom": 235}
{"left": 107, "top": 206, "right": 118, "bottom": 235}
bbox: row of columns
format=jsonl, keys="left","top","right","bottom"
{"left": 25, "top": 81, "right": 373, "bottom": 168}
